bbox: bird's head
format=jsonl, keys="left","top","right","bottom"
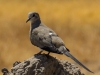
{"left": 26, "top": 12, "right": 40, "bottom": 23}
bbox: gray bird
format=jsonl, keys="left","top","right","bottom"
{"left": 26, "top": 12, "right": 93, "bottom": 73}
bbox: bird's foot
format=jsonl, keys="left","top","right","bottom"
{"left": 45, "top": 52, "right": 50, "bottom": 58}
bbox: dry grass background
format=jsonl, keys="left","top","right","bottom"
{"left": 0, "top": 0, "right": 100, "bottom": 75}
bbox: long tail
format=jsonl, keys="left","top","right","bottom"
{"left": 64, "top": 50, "right": 94, "bottom": 73}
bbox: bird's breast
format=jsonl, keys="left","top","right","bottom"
{"left": 29, "top": 28, "right": 47, "bottom": 48}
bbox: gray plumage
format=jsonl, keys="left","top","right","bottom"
{"left": 26, "top": 12, "right": 93, "bottom": 73}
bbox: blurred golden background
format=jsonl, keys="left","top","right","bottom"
{"left": 0, "top": 0, "right": 100, "bottom": 75}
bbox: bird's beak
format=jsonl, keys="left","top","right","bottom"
{"left": 26, "top": 18, "right": 31, "bottom": 23}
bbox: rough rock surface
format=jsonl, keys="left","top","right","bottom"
{"left": 1, "top": 54, "right": 84, "bottom": 75}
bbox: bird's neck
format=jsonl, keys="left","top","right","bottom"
{"left": 31, "top": 19, "right": 41, "bottom": 28}
{"left": 30, "top": 19, "right": 41, "bottom": 35}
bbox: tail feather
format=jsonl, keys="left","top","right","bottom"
{"left": 64, "top": 51, "right": 94, "bottom": 73}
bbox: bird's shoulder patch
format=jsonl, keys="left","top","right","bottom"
{"left": 49, "top": 31, "right": 58, "bottom": 36}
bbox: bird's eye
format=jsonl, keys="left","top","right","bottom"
{"left": 33, "top": 14, "right": 35, "bottom": 17}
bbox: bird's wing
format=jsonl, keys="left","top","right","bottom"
{"left": 35, "top": 26, "right": 62, "bottom": 53}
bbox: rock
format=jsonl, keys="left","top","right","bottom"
{"left": 1, "top": 54, "right": 84, "bottom": 75}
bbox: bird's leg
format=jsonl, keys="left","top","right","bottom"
{"left": 37, "top": 50, "right": 43, "bottom": 55}
{"left": 34, "top": 51, "right": 43, "bottom": 57}
{"left": 35, "top": 48, "right": 43, "bottom": 55}
{"left": 47, "top": 52, "right": 50, "bottom": 55}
